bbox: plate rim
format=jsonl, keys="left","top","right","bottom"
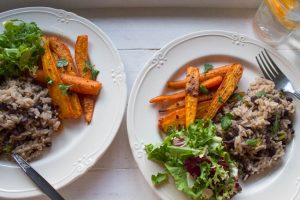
{"left": 126, "top": 30, "right": 295, "bottom": 200}
{"left": 0, "top": 6, "right": 127, "bottom": 198}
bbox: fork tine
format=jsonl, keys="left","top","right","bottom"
{"left": 258, "top": 53, "right": 275, "bottom": 80}
{"left": 261, "top": 51, "right": 278, "bottom": 76}
{"left": 256, "top": 56, "right": 272, "bottom": 80}
{"left": 264, "top": 49, "right": 284, "bottom": 76}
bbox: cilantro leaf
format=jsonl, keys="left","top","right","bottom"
{"left": 245, "top": 139, "right": 258, "bottom": 146}
{"left": 91, "top": 68, "right": 99, "bottom": 80}
{"left": 203, "top": 63, "right": 214, "bottom": 73}
{"left": 256, "top": 91, "right": 266, "bottom": 98}
{"left": 56, "top": 58, "right": 68, "bottom": 68}
{"left": 58, "top": 84, "right": 71, "bottom": 95}
{"left": 221, "top": 113, "right": 233, "bottom": 131}
{"left": 218, "top": 96, "right": 224, "bottom": 103}
{"left": 272, "top": 112, "right": 280, "bottom": 134}
{"left": 151, "top": 172, "right": 168, "bottom": 186}
{"left": 46, "top": 76, "right": 54, "bottom": 85}
{"left": 199, "top": 85, "right": 209, "bottom": 94}
{"left": 3, "top": 144, "right": 12, "bottom": 153}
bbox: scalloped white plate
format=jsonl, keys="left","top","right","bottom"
{"left": 127, "top": 31, "right": 300, "bottom": 200}
{"left": 0, "top": 7, "right": 127, "bottom": 199}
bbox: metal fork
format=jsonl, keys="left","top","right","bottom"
{"left": 255, "top": 49, "right": 300, "bottom": 100}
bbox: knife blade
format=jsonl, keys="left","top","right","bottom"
{"left": 12, "top": 152, "right": 65, "bottom": 200}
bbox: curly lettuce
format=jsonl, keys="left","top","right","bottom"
{"left": 0, "top": 19, "right": 44, "bottom": 76}
{"left": 145, "top": 120, "right": 241, "bottom": 200}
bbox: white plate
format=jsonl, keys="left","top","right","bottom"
{"left": 127, "top": 31, "right": 300, "bottom": 200}
{"left": 0, "top": 7, "right": 127, "bottom": 199}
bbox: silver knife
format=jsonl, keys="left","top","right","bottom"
{"left": 12, "top": 152, "right": 65, "bottom": 200}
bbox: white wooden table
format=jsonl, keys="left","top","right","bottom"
{"left": 2, "top": 6, "right": 300, "bottom": 200}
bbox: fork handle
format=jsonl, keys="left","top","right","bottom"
{"left": 293, "top": 91, "right": 300, "bottom": 100}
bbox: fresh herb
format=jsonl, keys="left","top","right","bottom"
{"left": 59, "top": 84, "right": 71, "bottom": 95}
{"left": 277, "top": 131, "right": 286, "bottom": 141}
{"left": 145, "top": 120, "right": 240, "bottom": 200}
{"left": 83, "top": 62, "right": 99, "bottom": 80}
{"left": 46, "top": 76, "right": 54, "bottom": 85}
{"left": 0, "top": 20, "right": 44, "bottom": 76}
{"left": 245, "top": 139, "right": 258, "bottom": 146}
{"left": 218, "top": 96, "right": 224, "bottom": 103}
{"left": 256, "top": 91, "right": 267, "bottom": 98}
{"left": 56, "top": 58, "right": 68, "bottom": 68}
{"left": 203, "top": 63, "right": 214, "bottom": 73}
{"left": 151, "top": 172, "right": 168, "bottom": 186}
{"left": 221, "top": 113, "right": 233, "bottom": 131}
{"left": 233, "top": 93, "right": 244, "bottom": 101}
{"left": 3, "top": 144, "right": 12, "bottom": 153}
{"left": 272, "top": 112, "right": 280, "bottom": 134}
{"left": 199, "top": 85, "right": 209, "bottom": 94}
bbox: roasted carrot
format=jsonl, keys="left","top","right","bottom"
{"left": 49, "top": 36, "right": 82, "bottom": 119}
{"left": 75, "top": 35, "right": 97, "bottom": 123}
{"left": 159, "top": 100, "right": 211, "bottom": 132}
{"left": 204, "top": 63, "right": 243, "bottom": 120}
{"left": 185, "top": 66, "right": 200, "bottom": 127}
{"left": 159, "top": 92, "right": 215, "bottom": 113}
{"left": 34, "top": 70, "right": 102, "bottom": 96}
{"left": 149, "top": 91, "right": 185, "bottom": 103}
{"left": 167, "top": 64, "right": 231, "bottom": 89}
{"left": 49, "top": 36, "right": 78, "bottom": 75}
{"left": 75, "top": 35, "right": 89, "bottom": 77}
{"left": 41, "top": 38, "right": 74, "bottom": 119}
{"left": 60, "top": 73, "right": 102, "bottom": 95}
{"left": 150, "top": 76, "right": 222, "bottom": 104}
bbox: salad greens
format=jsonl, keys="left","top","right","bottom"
{"left": 145, "top": 120, "right": 241, "bottom": 200}
{"left": 0, "top": 20, "right": 44, "bottom": 76}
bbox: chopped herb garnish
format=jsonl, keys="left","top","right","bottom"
{"left": 56, "top": 58, "right": 68, "bottom": 68}
{"left": 199, "top": 85, "right": 209, "bottom": 94}
{"left": 46, "top": 76, "right": 54, "bottom": 85}
{"left": 3, "top": 144, "right": 12, "bottom": 153}
{"left": 91, "top": 68, "right": 99, "bottom": 80}
{"left": 221, "top": 113, "right": 233, "bottom": 131}
{"left": 245, "top": 139, "right": 258, "bottom": 146}
{"left": 272, "top": 112, "right": 280, "bottom": 135}
{"left": 203, "top": 63, "right": 214, "bottom": 73}
{"left": 151, "top": 172, "right": 168, "bottom": 186}
{"left": 256, "top": 91, "right": 266, "bottom": 98}
{"left": 234, "top": 93, "right": 244, "bottom": 101}
{"left": 59, "top": 84, "right": 71, "bottom": 95}
{"left": 218, "top": 96, "right": 224, "bottom": 103}
{"left": 83, "top": 62, "right": 100, "bottom": 80}
{"left": 277, "top": 131, "right": 286, "bottom": 141}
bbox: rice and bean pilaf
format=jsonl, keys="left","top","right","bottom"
{"left": 0, "top": 77, "right": 61, "bottom": 162}
{"left": 215, "top": 78, "right": 295, "bottom": 180}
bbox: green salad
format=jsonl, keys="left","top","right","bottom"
{"left": 145, "top": 120, "right": 241, "bottom": 200}
{"left": 0, "top": 20, "right": 44, "bottom": 76}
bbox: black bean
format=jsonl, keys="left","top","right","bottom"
{"left": 283, "top": 110, "right": 289, "bottom": 117}
{"left": 45, "top": 142, "right": 52, "bottom": 147}
{"left": 273, "top": 98, "right": 281, "bottom": 103}
{"left": 268, "top": 148, "right": 276, "bottom": 157}
{"left": 288, "top": 123, "right": 293, "bottom": 129}
{"left": 36, "top": 105, "right": 43, "bottom": 113}
{"left": 20, "top": 117, "right": 28, "bottom": 125}
{"left": 251, "top": 96, "right": 257, "bottom": 103}
{"left": 286, "top": 97, "right": 293, "bottom": 102}
{"left": 28, "top": 112, "right": 35, "bottom": 117}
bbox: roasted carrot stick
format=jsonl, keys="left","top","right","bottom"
{"left": 150, "top": 76, "right": 222, "bottom": 104}
{"left": 185, "top": 66, "right": 200, "bottom": 127}
{"left": 34, "top": 70, "right": 102, "bottom": 96}
{"left": 60, "top": 74, "right": 102, "bottom": 95}
{"left": 167, "top": 65, "right": 231, "bottom": 89}
{"left": 149, "top": 91, "right": 185, "bottom": 103}
{"left": 159, "top": 92, "right": 215, "bottom": 113}
{"left": 204, "top": 63, "right": 243, "bottom": 120}
{"left": 75, "top": 35, "right": 97, "bottom": 123}
{"left": 41, "top": 38, "right": 74, "bottom": 119}
{"left": 159, "top": 100, "right": 211, "bottom": 132}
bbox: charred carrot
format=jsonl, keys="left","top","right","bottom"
{"left": 167, "top": 65, "right": 231, "bottom": 89}
{"left": 185, "top": 66, "right": 200, "bottom": 127}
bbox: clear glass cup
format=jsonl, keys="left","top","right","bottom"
{"left": 253, "top": 0, "right": 300, "bottom": 45}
